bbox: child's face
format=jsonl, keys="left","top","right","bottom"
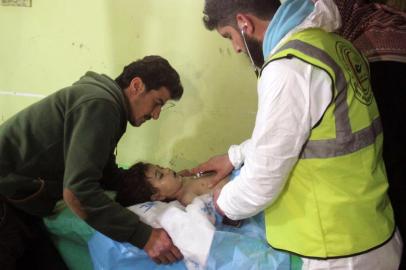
{"left": 145, "top": 164, "right": 183, "bottom": 200}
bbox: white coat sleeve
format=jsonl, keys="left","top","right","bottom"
{"left": 218, "top": 58, "right": 333, "bottom": 220}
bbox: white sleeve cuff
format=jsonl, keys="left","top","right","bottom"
{"left": 216, "top": 179, "right": 263, "bottom": 220}
{"left": 228, "top": 140, "right": 250, "bottom": 169}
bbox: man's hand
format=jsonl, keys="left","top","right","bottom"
{"left": 144, "top": 228, "right": 183, "bottom": 264}
{"left": 191, "top": 154, "right": 234, "bottom": 188}
{"left": 212, "top": 186, "right": 225, "bottom": 216}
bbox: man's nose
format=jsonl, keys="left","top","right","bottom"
{"left": 151, "top": 107, "right": 161, "bottom": 120}
{"left": 233, "top": 42, "right": 243, "bottom": 53}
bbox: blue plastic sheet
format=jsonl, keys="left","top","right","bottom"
{"left": 206, "top": 213, "right": 290, "bottom": 270}
{"left": 88, "top": 169, "right": 290, "bottom": 269}
{"left": 89, "top": 212, "right": 289, "bottom": 270}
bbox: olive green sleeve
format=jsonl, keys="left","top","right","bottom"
{"left": 63, "top": 99, "right": 151, "bottom": 248}
{"left": 99, "top": 154, "right": 127, "bottom": 191}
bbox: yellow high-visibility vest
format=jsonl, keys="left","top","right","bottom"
{"left": 263, "top": 28, "right": 395, "bottom": 258}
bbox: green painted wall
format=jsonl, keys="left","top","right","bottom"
{"left": 0, "top": 0, "right": 257, "bottom": 170}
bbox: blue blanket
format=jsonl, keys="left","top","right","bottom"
{"left": 89, "top": 168, "right": 291, "bottom": 269}
{"left": 88, "top": 212, "right": 290, "bottom": 270}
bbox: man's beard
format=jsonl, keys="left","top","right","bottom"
{"left": 243, "top": 34, "right": 265, "bottom": 69}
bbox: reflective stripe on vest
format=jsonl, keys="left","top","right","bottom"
{"left": 274, "top": 40, "right": 382, "bottom": 159}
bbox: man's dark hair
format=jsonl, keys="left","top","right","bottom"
{"left": 203, "top": 0, "right": 280, "bottom": 30}
{"left": 115, "top": 162, "right": 156, "bottom": 207}
{"left": 115, "top": 55, "right": 183, "bottom": 100}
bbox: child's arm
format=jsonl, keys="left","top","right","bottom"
{"left": 178, "top": 192, "right": 198, "bottom": 206}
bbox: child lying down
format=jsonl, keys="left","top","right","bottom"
{"left": 115, "top": 162, "right": 228, "bottom": 207}
{"left": 115, "top": 162, "right": 241, "bottom": 226}
{"left": 88, "top": 164, "right": 291, "bottom": 270}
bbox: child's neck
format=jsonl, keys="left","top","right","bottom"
{"left": 171, "top": 176, "right": 190, "bottom": 200}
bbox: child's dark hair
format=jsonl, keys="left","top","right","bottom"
{"left": 115, "top": 162, "right": 156, "bottom": 207}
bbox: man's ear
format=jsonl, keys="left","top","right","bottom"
{"left": 129, "top": 77, "right": 145, "bottom": 96}
{"left": 236, "top": 13, "right": 253, "bottom": 34}
{"left": 151, "top": 193, "right": 166, "bottom": 201}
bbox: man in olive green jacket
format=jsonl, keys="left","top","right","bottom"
{"left": 0, "top": 55, "right": 184, "bottom": 269}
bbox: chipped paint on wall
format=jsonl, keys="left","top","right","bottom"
{"left": 1, "top": 0, "right": 31, "bottom": 7}
{"left": 0, "top": 90, "right": 45, "bottom": 98}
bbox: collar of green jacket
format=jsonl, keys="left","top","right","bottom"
{"left": 74, "top": 71, "right": 129, "bottom": 122}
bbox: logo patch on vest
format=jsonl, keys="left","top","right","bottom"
{"left": 336, "top": 41, "right": 372, "bottom": 105}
